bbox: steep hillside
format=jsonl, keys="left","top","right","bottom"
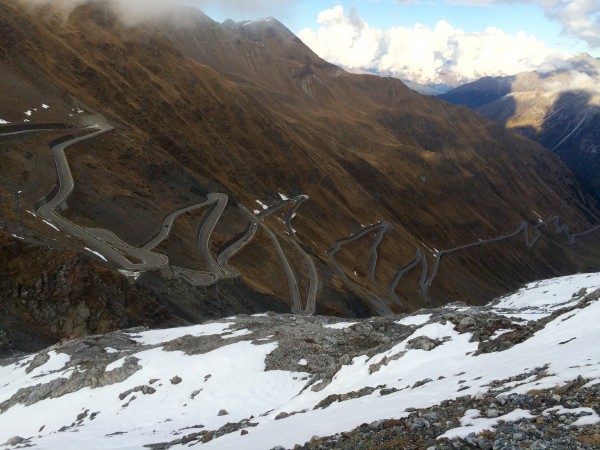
{"left": 0, "top": 230, "right": 288, "bottom": 356}
{"left": 1, "top": 0, "right": 600, "bottom": 322}
{"left": 0, "top": 273, "right": 599, "bottom": 449}
{"left": 439, "top": 54, "right": 600, "bottom": 198}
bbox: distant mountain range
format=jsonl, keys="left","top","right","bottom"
{"left": 439, "top": 54, "right": 600, "bottom": 198}
{"left": 1, "top": 0, "right": 600, "bottom": 353}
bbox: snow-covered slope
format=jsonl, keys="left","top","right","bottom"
{"left": 1, "top": 274, "right": 600, "bottom": 449}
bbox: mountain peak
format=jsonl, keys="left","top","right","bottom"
{"left": 222, "top": 16, "right": 299, "bottom": 43}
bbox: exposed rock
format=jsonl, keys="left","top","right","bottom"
{"left": 406, "top": 336, "right": 442, "bottom": 351}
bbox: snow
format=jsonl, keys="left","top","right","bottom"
{"left": 26, "top": 210, "right": 37, "bottom": 218}
{"left": 223, "top": 329, "right": 253, "bottom": 339}
{"left": 0, "top": 119, "right": 9, "bottom": 124}
{"left": 421, "top": 242, "right": 435, "bottom": 254}
{"left": 493, "top": 273, "right": 600, "bottom": 320}
{"left": 255, "top": 199, "right": 269, "bottom": 210}
{"left": 105, "top": 357, "right": 126, "bottom": 372}
{"left": 396, "top": 314, "right": 432, "bottom": 326}
{"left": 11, "top": 234, "right": 25, "bottom": 240}
{"left": 118, "top": 269, "right": 142, "bottom": 281}
{"left": 84, "top": 247, "right": 108, "bottom": 262}
{"left": 253, "top": 209, "right": 261, "bottom": 214}
{"left": 24, "top": 110, "right": 32, "bottom": 116}
{"left": 30, "top": 352, "right": 71, "bottom": 377}
{"left": 42, "top": 104, "right": 50, "bottom": 109}
{"left": 0, "top": 352, "right": 72, "bottom": 404}
{"left": 42, "top": 219, "right": 60, "bottom": 231}
{"left": 324, "top": 322, "right": 357, "bottom": 329}
{"left": 572, "top": 414, "right": 600, "bottom": 427}
{"left": 490, "top": 328, "right": 513, "bottom": 339}
{"left": 278, "top": 192, "right": 289, "bottom": 200}
{"left": 439, "top": 408, "right": 536, "bottom": 440}
{"left": 128, "top": 322, "right": 234, "bottom": 346}
{"left": 0, "top": 342, "right": 307, "bottom": 449}
{"left": 0, "top": 273, "right": 599, "bottom": 449}
{"left": 543, "top": 406, "right": 600, "bottom": 426}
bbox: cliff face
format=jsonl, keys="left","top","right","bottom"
{"left": 1, "top": 1, "right": 599, "bottom": 318}
{"left": 0, "top": 230, "right": 293, "bottom": 356}
{"left": 0, "top": 231, "right": 179, "bottom": 355}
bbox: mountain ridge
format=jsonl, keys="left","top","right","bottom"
{"left": 439, "top": 54, "right": 600, "bottom": 198}
{"left": 1, "top": 0, "right": 600, "bottom": 322}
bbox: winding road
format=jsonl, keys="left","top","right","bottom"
{"left": 2, "top": 120, "right": 319, "bottom": 313}
{"left": 242, "top": 194, "right": 318, "bottom": 315}
{"left": 5, "top": 119, "right": 600, "bottom": 317}
{"left": 330, "top": 212, "right": 600, "bottom": 313}
{"left": 327, "top": 222, "right": 395, "bottom": 315}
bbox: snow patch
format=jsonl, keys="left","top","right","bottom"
{"left": 128, "top": 322, "right": 234, "bottom": 346}
{"left": 84, "top": 247, "right": 108, "bottom": 262}
{"left": 439, "top": 408, "right": 536, "bottom": 440}
{"left": 118, "top": 269, "right": 142, "bottom": 281}
{"left": 324, "top": 322, "right": 357, "bottom": 330}
{"left": 223, "top": 329, "right": 253, "bottom": 339}
{"left": 42, "top": 219, "right": 60, "bottom": 231}
{"left": 29, "top": 352, "right": 71, "bottom": 378}
{"left": 255, "top": 199, "right": 269, "bottom": 210}
{"left": 105, "top": 358, "right": 126, "bottom": 372}
{"left": 493, "top": 273, "right": 600, "bottom": 320}
{"left": 396, "top": 314, "right": 432, "bottom": 327}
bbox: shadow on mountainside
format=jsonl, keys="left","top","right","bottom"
{"left": 536, "top": 90, "right": 600, "bottom": 201}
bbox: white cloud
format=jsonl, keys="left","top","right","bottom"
{"left": 447, "top": 0, "right": 600, "bottom": 48}
{"left": 299, "top": 5, "right": 569, "bottom": 84}
{"left": 537, "top": 0, "right": 600, "bottom": 47}
{"left": 21, "top": 0, "right": 297, "bottom": 25}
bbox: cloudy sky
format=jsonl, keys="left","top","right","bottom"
{"left": 201, "top": 0, "right": 600, "bottom": 85}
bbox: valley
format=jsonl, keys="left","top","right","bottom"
{"left": 1, "top": 1, "right": 600, "bottom": 449}
{"left": 0, "top": 0, "right": 599, "bottom": 346}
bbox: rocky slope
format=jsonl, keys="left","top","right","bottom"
{"left": 439, "top": 54, "right": 600, "bottom": 198}
{"left": 1, "top": 0, "right": 600, "bottom": 320}
{"left": 0, "top": 230, "right": 289, "bottom": 356}
{"left": 0, "top": 272, "right": 599, "bottom": 449}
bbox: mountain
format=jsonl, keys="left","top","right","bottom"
{"left": 400, "top": 79, "right": 454, "bottom": 96}
{"left": 1, "top": 0, "right": 600, "bottom": 351}
{"left": 0, "top": 272, "right": 599, "bottom": 448}
{"left": 439, "top": 54, "right": 600, "bottom": 197}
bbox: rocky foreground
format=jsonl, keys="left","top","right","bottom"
{"left": 1, "top": 273, "right": 599, "bottom": 449}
